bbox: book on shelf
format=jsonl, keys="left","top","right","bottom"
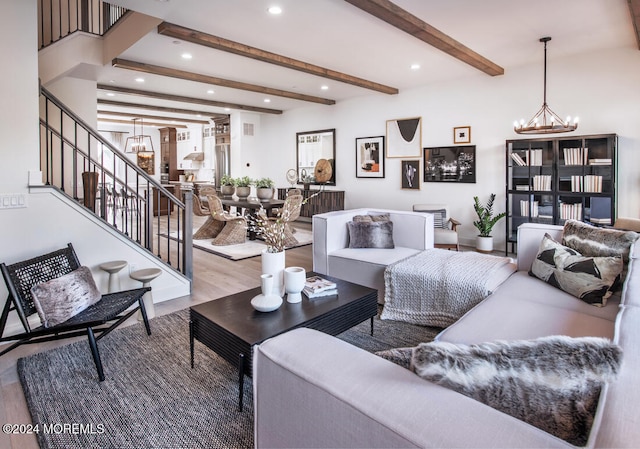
{"left": 510, "top": 152, "right": 526, "bottom": 166}
{"left": 515, "top": 185, "right": 530, "bottom": 191}
{"left": 303, "top": 276, "right": 338, "bottom": 298}
{"left": 563, "top": 147, "right": 589, "bottom": 165}
{"left": 589, "top": 218, "right": 612, "bottom": 225}
{"left": 588, "top": 158, "right": 612, "bottom": 165}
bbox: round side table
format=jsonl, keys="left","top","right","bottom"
{"left": 99, "top": 260, "right": 128, "bottom": 293}
{"left": 130, "top": 268, "right": 162, "bottom": 320}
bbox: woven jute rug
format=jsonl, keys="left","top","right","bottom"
{"left": 18, "top": 307, "right": 440, "bottom": 449}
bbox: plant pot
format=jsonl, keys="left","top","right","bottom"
{"left": 236, "top": 186, "right": 251, "bottom": 199}
{"left": 220, "top": 185, "right": 235, "bottom": 197}
{"left": 476, "top": 236, "right": 494, "bottom": 254}
{"left": 257, "top": 187, "right": 274, "bottom": 201}
{"left": 261, "top": 249, "right": 285, "bottom": 297}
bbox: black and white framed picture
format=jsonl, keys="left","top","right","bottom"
{"left": 453, "top": 126, "right": 471, "bottom": 144}
{"left": 386, "top": 117, "right": 422, "bottom": 158}
{"left": 401, "top": 160, "right": 420, "bottom": 190}
{"left": 424, "top": 145, "right": 476, "bottom": 183}
{"left": 355, "top": 136, "right": 385, "bottom": 178}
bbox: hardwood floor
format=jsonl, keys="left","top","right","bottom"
{"left": 0, "top": 224, "right": 314, "bottom": 449}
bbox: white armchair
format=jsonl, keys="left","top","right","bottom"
{"left": 413, "top": 204, "right": 461, "bottom": 251}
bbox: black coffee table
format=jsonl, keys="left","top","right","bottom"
{"left": 189, "top": 273, "right": 377, "bottom": 411}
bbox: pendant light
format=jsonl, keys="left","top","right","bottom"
{"left": 124, "top": 118, "right": 154, "bottom": 153}
{"left": 514, "top": 37, "right": 578, "bottom": 134}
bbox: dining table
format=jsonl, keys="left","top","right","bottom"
{"left": 220, "top": 197, "right": 285, "bottom": 240}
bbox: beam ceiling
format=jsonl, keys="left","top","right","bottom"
{"left": 97, "top": 84, "right": 283, "bottom": 115}
{"left": 98, "top": 99, "right": 228, "bottom": 119}
{"left": 112, "top": 58, "right": 336, "bottom": 105}
{"left": 97, "top": 118, "right": 187, "bottom": 128}
{"left": 343, "top": 0, "right": 504, "bottom": 76}
{"left": 629, "top": 0, "right": 640, "bottom": 49}
{"left": 157, "top": 22, "right": 399, "bottom": 95}
{"left": 97, "top": 110, "right": 210, "bottom": 125}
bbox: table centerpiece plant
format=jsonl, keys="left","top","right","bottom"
{"left": 255, "top": 177, "right": 275, "bottom": 201}
{"left": 220, "top": 174, "right": 235, "bottom": 196}
{"left": 234, "top": 176, "right": 252, "bottom": 199}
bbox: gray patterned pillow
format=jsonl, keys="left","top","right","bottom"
{"left": 411, "top": 336, "right": 622, "bottom": 446}
{"left": 530, "top": 234, "right": 622, "bottom": 306}
{"left": 31, "top": 266, "right": 101, "bottom": 328}
{"left": 414, "top": 208, "right": 448, "bottom": 229}
{"left": 347, "top": 220, "right": 394, "bottom": 249}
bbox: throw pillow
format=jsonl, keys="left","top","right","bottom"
{"left": 347, "top": 220, "right": 394, "bottom": 249}
{"left": 415, "top": 208, "right": 448, "bottom": 229}
{"left": 375, "top": 347, "right": 414, "bottom": 370}
{"left": 352, "top": 213, "right": 391, "bottom": 223}
{"left": 562, "top": 219, "right": 638, "bottom": 263}
{"left": 30, "top": 266, "right": 101, "bottom": 328}
{"left": 411, "top": 336, "right": 622, "bottom": 446}
{"left": 530, "top": 234, "right": 622, "bottom": 306}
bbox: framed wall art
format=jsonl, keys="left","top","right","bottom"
{"left": 401, "top": 160, "right": 420, "bottom": 190}
{"left": 424, "top": 145, "right": 476, "bottom": 183}
{"left": 453, "top": 126, "right": 471, "bottom": 144}
{"left": 386, "top": 117, "right": 422, "bottom": 158}
{"left": 355, "top": 136, "right": 385, "bottom": 178}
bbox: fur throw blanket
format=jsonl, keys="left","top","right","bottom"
{"left": 377, "top": 336, "right": 622, "bottom": 446}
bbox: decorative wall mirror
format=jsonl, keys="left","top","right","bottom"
{"left": 296, "top": 128, "right": 336, "bottom": 186}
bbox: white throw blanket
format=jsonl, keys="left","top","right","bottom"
{"left": 381, "top": 249, "right": 512, "bottom": 327}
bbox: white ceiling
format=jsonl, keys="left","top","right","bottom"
{"left": 96, "top": 0, "right": 637, "bottom": 124}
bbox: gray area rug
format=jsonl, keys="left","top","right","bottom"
{"left": 18, "top": 307, "right": 440, "bottom": 449}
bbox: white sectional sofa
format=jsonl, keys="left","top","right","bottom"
{"left": 253, "top": 223, "right": 640, "bottom": 448}
{"left": 312, "top": 208, "right": 435, "bottom": 303}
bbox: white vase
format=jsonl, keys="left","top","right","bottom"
{"left": 476, "top": 236, "right": 494, "bottom": 253}
{"left": 250, "top": 274, "right": 283, "bottom": 312}
{"left": 284, "top": 266, "right": 306, "bottom": 303}
{"left": 261, "top": 249, "right": 285, "bottom": 297}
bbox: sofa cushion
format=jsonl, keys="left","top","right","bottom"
{"left": 562, "top": 219, "right": 639, "bottom": 262}
{"left": 347, "top": 220, "right": 394, "bottom": 249}
{"left": 530, "top": 234, "right": 623, "bottom": 306}
{"left": 411, "top": 336, "right": 622, "bottom": 446}
{"left": 352, "top": 213, "right": 391, "bottom": 223}
{"left": 30, "top": 266, "right": 101, "bottom": 328}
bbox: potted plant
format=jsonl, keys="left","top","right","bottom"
{"left": 235, "top": 176, "right": 253, "bottom": 199}
{"left": 220, "top": 174, "right": 235, "bottom": 196}
{"left": 255, "top": 177, "right": 275, "bottom": 201}
{"left": 472, "top": 193, "right": 506, "bottom": 253}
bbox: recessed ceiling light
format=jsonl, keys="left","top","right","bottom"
{"left": 411, "top": 63, "right": 421, "bottom": 70}
{"left": 264, "top": 98, "right": 271, "bottom": 103}
{"left": 106, "top": 92, "right": 115, "bottom": 97}
{"left": 135, "top": 77, "right": 145, "bottom": 83}
{"left": 268, "top": 6, "right": 282, "bottom": 15}
{"left": 207, "top": 89, "right": 215, "bottom": 94}
{"left": 181, "top": 53, "right": 192, "bottom": 60}
{"left": 224, "top": 108, "right": 231, "bottom": 112}
{"left": 320, "top": 85, "right": 329, "bottom": 91}
{"left": 172, "top": 40, "right": 181, "bottom": 45}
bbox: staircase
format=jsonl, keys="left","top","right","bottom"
{"left": 39, "top": 86, "right": 193, "bottom": 280}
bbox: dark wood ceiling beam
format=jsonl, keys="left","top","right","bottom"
{"left": 629, "top": 0, "right": 640, "bottom": 49}
{"left": 97, "top": 84, "right": 283, "bottom": 115}
{"left": 343, "top": 0, "right": 504, "bottom": 76}
{"left": 98, "top": 99, "right": 228, "bottom": 119}
{"left": 98, "top": 110, "right": 210, "bottom": 124}
{"left": 157, "top": 22, "right": 398, "bottom": 95}
{"left": 97, "top": 118, "right": 188, "bottom": 128}
{"left": 112, "top": 58, "right": 335, "bottom": 105}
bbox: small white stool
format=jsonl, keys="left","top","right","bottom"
{"left": 129, "top": 268, "right": 162, "bottom": 320}
{"left": 99, "top": 260, "right": 128, "bottom": 293}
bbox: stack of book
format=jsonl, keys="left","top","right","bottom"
{"left": 588, "top": 158, "right": 611, "bottom": 166}
{"left": 303, "top": 276, "right": 338, "bottom": 299}
{"left": 563, "top": 147, "right": 589, "bottom": 165}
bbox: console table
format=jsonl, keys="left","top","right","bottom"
{"left": 277, "top": 188, "right": 344, "bottom": 219}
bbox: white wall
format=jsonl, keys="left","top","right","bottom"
{"left": 260, "top": 46, "right": 640, "bottom": 249}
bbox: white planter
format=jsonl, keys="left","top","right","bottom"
{"left": 236, "top": 186, "right": 251, "bottom": 199}
{"left": 257, "top": 187, "right": 274, "bottom": 201}
{"left": 284, "top": 266, "right": 306, "bottom": 303}
{"left": 220, "top": 185, "right": 234, "bottom": 196}
{"left": 476, "top": 236, "right": 494, "bottom": 253}
{"left": 261, "top": 249, "right": 285, "bottom": 297}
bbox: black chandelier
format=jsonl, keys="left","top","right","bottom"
{"left": 514, "top": 37, "right": 578, "bottom": 134}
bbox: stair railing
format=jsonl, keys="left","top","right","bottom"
{"left": 38, "top": 0, "right": 128, "bottom": 50}
{"left": 39, "top": 86, "right": 193, "bottom": 280}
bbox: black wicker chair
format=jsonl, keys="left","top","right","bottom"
{"left": 0, "top": 243, "right": 152, "bottom": 381}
